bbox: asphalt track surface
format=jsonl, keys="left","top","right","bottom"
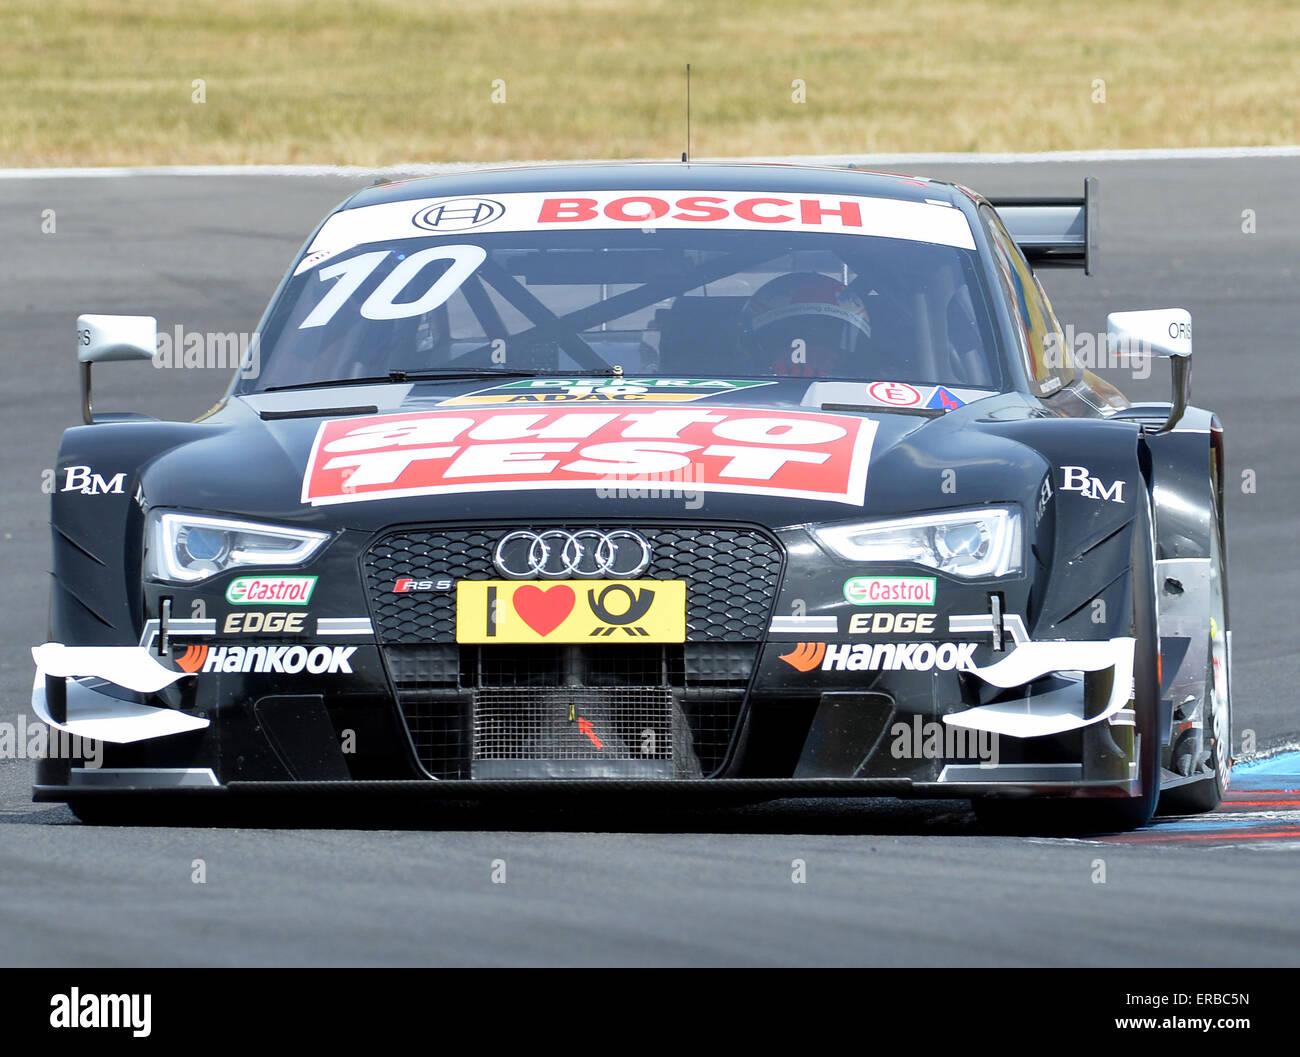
{"left": 1, "top": 159, "right": 1298, "bottom": 967}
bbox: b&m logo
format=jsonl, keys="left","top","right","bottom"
{"left": 1060, "top": 465, "right": 1127, "bottom": 504}
{"left": 225, "top": 576, "right": 317, "bottom": 606}
{"left": 843, "top": 576, "right": 936, "bottom": 606}
{"left": 60, "top": 464, "right": 125, "bottom": 495}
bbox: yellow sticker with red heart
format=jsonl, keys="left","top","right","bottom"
{"left": 455, "top": 580, "right": 686, "bottom": 643}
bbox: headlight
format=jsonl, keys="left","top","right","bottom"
{"left": 145, "top": 511, "right": 330, "bottom": 584}
{"left": 813, "top": 507, "right": 1022, "bottom": 579}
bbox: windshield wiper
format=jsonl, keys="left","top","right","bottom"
{"left": 263, "top": 367, "right": 626, "bottom": 394}
{"left": 264, "top": 369, "right": 540, "bottom": 392}
{"left": 263, "top": 372, "right": 415, "bottom": 392}
{"left": 396, "top": 368, "right": 545, "bottom": 381}
{"left": 399, "top": 367, "right": 619, "bottom": 380}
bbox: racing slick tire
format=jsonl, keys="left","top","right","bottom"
{"left": 973, "top": 490, "right": 1162, "bottom": 834}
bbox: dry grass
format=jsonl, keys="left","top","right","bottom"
{"left": 2, "top": 0, "right": 1299, "bottom": 166}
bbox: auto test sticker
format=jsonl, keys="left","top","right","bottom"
{"left": 301, "top": 406, "right": 876, "bottom": 506}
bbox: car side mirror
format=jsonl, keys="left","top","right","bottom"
{"left": 1107, "top": 308, "right": 1191, "bottom": 433}
{"left": 76, "top": 314, "right": 157, "bottom": 424}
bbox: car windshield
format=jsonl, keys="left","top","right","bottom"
{"left": 244, "top": 194, "right": 1004, "bottom": 393}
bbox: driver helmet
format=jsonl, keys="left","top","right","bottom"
{"left": 740, "top": 272, "right": 872, "bottom": 377}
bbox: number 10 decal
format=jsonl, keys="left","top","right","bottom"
{"left": 298, "top": 244, "right": 487, "bottom": 330}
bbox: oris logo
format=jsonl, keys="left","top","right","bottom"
{"left": 412, "top": 198, "right": 506, "bottom": 232}
{"left": 492, "top": 529, "right": 652, "bottom": 579}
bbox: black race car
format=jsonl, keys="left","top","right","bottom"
{"left": 34, "top": 162, "right": 1231, "bottom": 830}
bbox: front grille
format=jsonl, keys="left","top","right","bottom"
{"left": 367, "top": 524, "right": 783, "bottom": 781}
{"left": 389, "top": 642, "right": 755, "bottom": 780}
{"left": 363, "top": 524, "right": 782, "bottom": 643}
{"left": 473, "top": 687, "right": 677, "bottom": 779}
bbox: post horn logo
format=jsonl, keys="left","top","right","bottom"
{"left": 587, "top": 584, "right": 655, "bottom": 637}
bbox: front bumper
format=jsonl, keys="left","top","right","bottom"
{"left": 33, "top": 518, "right": 1147, "bottom": 802}
{"left": 30, "top": 635, "right": 1143, "bottom": 802}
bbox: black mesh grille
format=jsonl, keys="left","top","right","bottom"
{"left": 387, "top": 642, "right": 756, "bottom": 780}
{"left": 474, "top": 687, "right": 674, "bottom": 762}
{"left": 386, "top": 644, "right": 468, "bottom": 778}
{"left": 366, "top": 524, "right": 782, "bottom": 781}
{"left": 363, "top": 524, "right": 782, "bottom": 643}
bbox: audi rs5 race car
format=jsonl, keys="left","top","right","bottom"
{"left": 34, "top": 162, "right": 1231, "bottom": 831}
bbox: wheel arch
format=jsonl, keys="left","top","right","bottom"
{"left": 1139, "top": 406, "right": 1228, "bottom": 777}
{"left": 1141, "top": 405, "right": 1223, "bottom": 562}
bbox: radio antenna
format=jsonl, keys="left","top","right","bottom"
{"left": 683, "top": 63, "right": 691, "bottom": 162}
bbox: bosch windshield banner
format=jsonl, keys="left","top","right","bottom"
{"left": 298, "top": 189, "right": 977, "bottom": 270}
{"left": 301, "top": 406, "right": 876, "bottom": 506}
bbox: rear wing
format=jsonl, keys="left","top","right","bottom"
{"left": 989, "top": 176, "right": 1098, "bottom": 275}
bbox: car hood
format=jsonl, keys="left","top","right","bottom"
{"left": 142, "top": 378, "right": 1047, "bottom": 530}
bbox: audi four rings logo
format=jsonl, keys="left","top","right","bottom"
{"left": 493, "top": 530, "right": 653, "bottom": 579}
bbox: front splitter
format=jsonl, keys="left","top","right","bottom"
{"left": 34, "top": 775, "right": 1135, "bottom": 802}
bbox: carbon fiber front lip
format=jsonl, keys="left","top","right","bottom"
{"left": 34, "top": 776, "right": 1136, "bottom": 801}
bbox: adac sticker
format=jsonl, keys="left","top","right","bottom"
{"left": 438, "top": 378, "right": 774, "bottom": 406}
{"left": 925, "top": 386, "right": 965, "bottom": 412}
{"left": 302, "top": 405, "right": 877, "bottom": 507}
